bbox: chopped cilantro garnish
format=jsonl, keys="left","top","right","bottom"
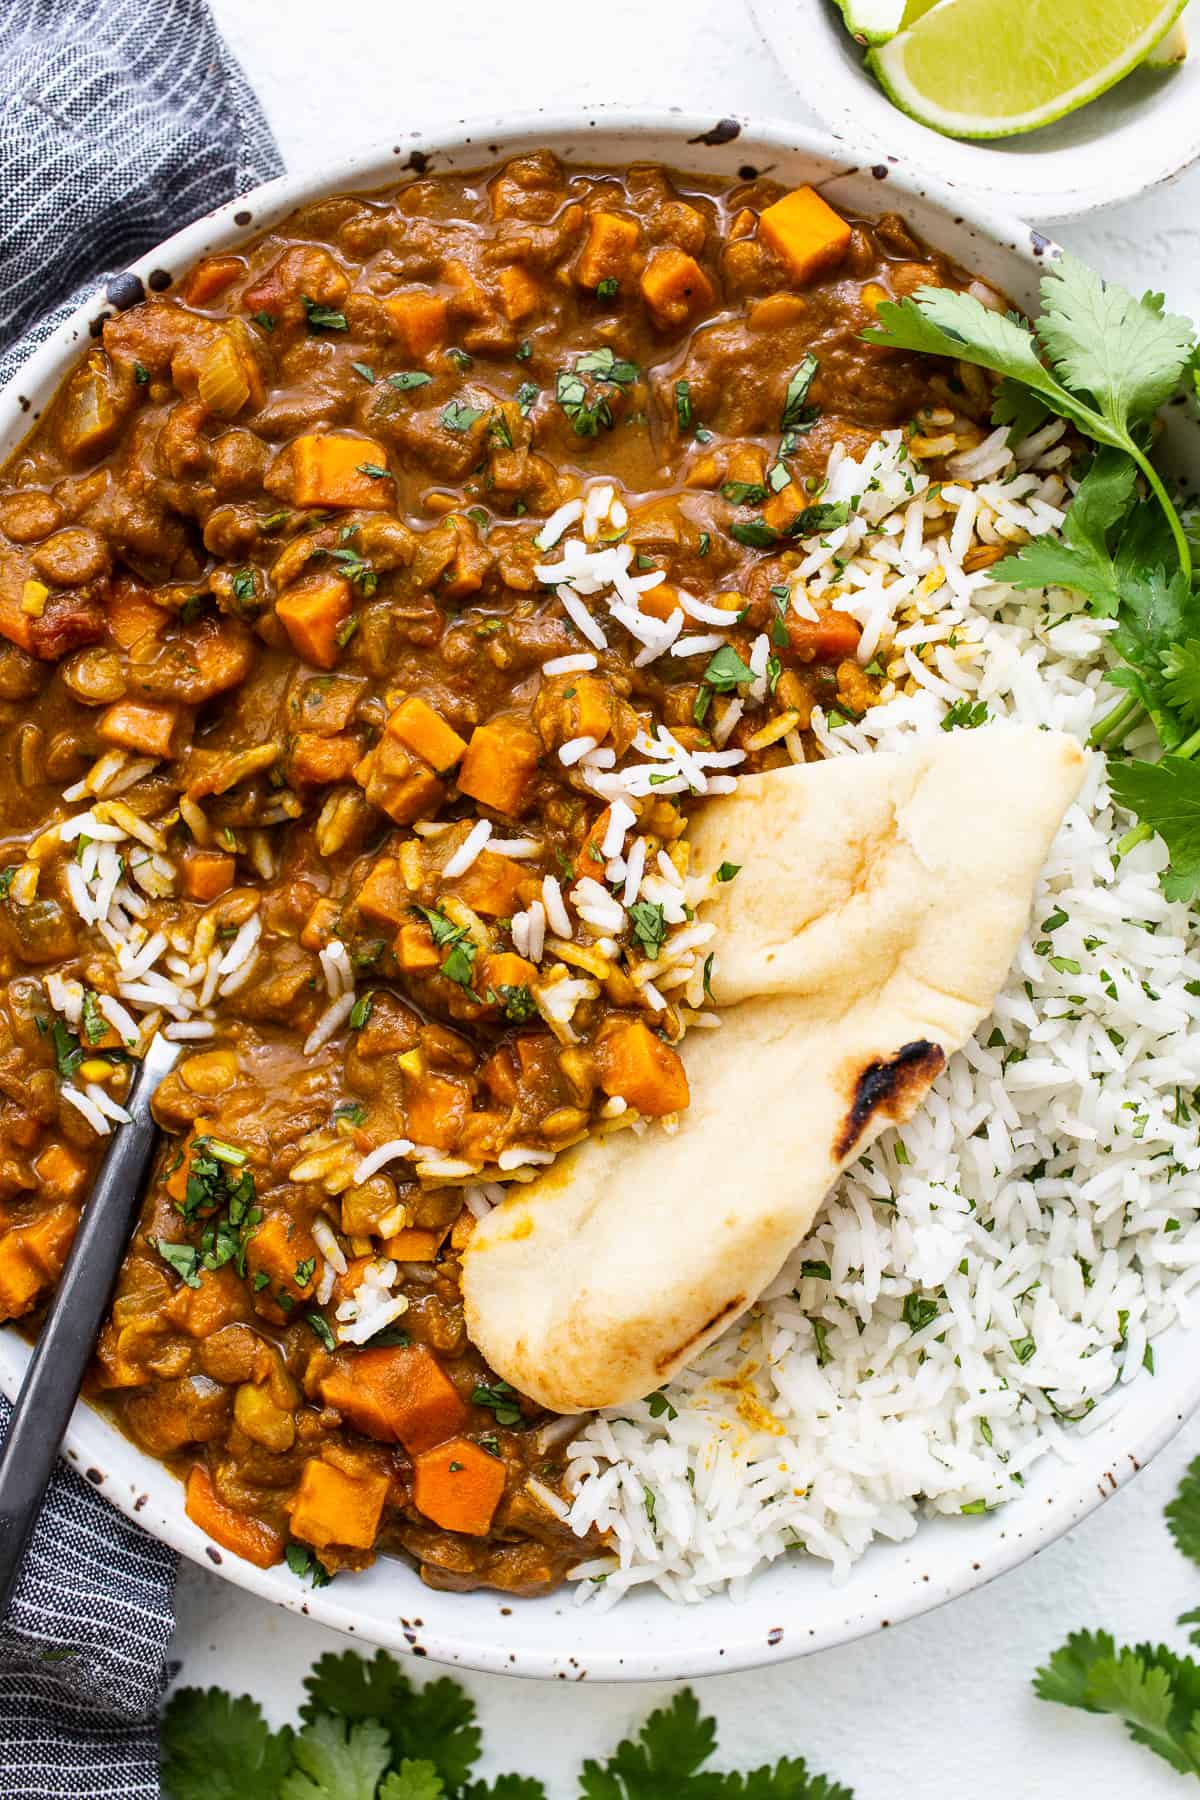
{"left": 470, "top": 1380, "right": 523, "bottom": 1425}
{"left": 301, "top": 296, "right": 348, "bottom": 333}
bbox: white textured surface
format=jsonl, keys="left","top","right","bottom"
{"left": 170, "top": 3, "right": 1200, "bottom": 1791}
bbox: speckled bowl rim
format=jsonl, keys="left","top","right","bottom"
{"left": 2, "top": 106, "right": 1197, "bottom": 1683}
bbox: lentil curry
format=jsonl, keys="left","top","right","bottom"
{"left": 0, "top": 153, "right": 991, "bottom": 1595}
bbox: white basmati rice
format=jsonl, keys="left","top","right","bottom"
{"left": 561, "top": 421, "right": 1200, "bottom": 1607}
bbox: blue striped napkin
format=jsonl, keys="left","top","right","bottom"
{"left": 0, "top": 4, "right": 281, "bottom": 1793}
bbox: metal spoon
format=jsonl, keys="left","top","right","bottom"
{"left": 0, "top": 1031, "right": 179, "bottom": 1616}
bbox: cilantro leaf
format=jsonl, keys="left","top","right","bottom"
{"left": 1108, "top": 755, "right": 1200, "bottom": 900}
{"left": 379, "top": 1763, "right": 446, "bottom": 1800}
{"left": 865, "top": 258, "right": 1197, "bottom": 584}
{"left": 992, "top": 377, "right": 1049, "bottom": 443}
{"left": 579, "top": 1690, "right": 717, "bottom": 1798}
{"left": 865, "top": 287, "right": 1099, "bottom": 436}
{"left": 723, "top": 1761, "right": 854, "bottom": 1799}
{"left": 1162, "top": 640, "right": 1200, "bottom": 725}
{"left": 300, "top": 1655, "right": 481, "bottom": 1789}
{"left": 302, "top": 297, "right": 349, "bottom": 334}
{"left": 629, "top": 899, "right": 668, "bottom": 960}
{"left": 1036, "top": 257, "right": 1195, "bottom": 431}
{"left": 161, "top": 1688, "right": 293, "bottom": 1800}
{"left": 281, "top": 1713, "right": 391, "bottom": 1800}
{"left": 1037, "top": 1632, "right": 1200, "bottom": 1777}
{"left": 1166, "top": 1455, "right": 1200, "bottom": 1569}
{"left": 992, "top": 446, "right": 1136, "bottom": 618}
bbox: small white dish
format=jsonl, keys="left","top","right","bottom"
{"left": 749, "top": 0, "right": 1200, "bottom": 221}
{"left": 2, "top": 108, "right": 1198, "bottom": 1682}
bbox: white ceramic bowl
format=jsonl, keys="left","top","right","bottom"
{"left": 750, "top": 0, "right": 1200, "bottom": 222}
{"left": 2, "top": 109, "right": 1198, "bottom": 1681}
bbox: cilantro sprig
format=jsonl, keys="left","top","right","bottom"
{"left": 162, "top": 1652, "right": 852, "bottom": 1799}
{"left": 868, "top": 253, "right": 1200, "bottom": 898}
{"left": 866, "top": 255, "right": 1194, "bottom": 582}
{"left": 1034, "top": 1453, "right": 1200, "bottom": 1777}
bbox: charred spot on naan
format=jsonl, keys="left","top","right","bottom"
{"left": 834, "top": 1040, "right": 945, "bottom": 1161}
{"left": 653, "top": 1296, "right": 747, "bottom": 1375}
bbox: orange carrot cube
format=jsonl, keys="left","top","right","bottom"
{"left": 639, "top": 247, "right": 715, "bottom": 329}
{"left": 181, "top": 849, "right": 236, "bottom": 903}
{"left": 413, "top": 1438, "right": 506, "bottom": 1536}
{"left": 275, "top": 577, "right": 352, "bottom": 670}
{"left": 287, "top": 1457, "right": 388, "bottom": 1550}
{"left": 291, "top": 434, "right": 393, "bottom": 509}
{"left": 386, "top": 697, "right": 467, "bottom": 773}
{"left": 96, "top": 700, "right": 180, "bottom": 758}
{"left": 577, "top": 211, "right": 641, "bottom": 290}
{"left": 758, "top": 187, "right": 852, "bottom": 285}
{"left": 595, "top": 1019, "right": 690, "bottom": 1117}
{"left": 382, "top": 290, "right": 448, "bottom": 359}
{"left": 457, "top": 715, "right": 541, "bottom": 817}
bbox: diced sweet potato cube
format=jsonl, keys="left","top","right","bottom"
{"left": 413, "top": 1437, "right": 506, "bottom": 1536}
{"left": 394, "top": 920, "right": 440, "bottom": 973}
{"left": 355, "top": 856, "right": 409, "bottom": 927}
{"left": 33, "top": 1142, "right": 89, "bottom": 1205}
{"left": 758, "top": 187, "right": 852, "bottom": 285}
{"left": 245, "top": 1211, "right": 319, "bottom": 1304}
{"left": 786, "top": 609, "right": 862, "bottom": 662}
{"left": 497, "top": 264, "right": 540, "bottom": 322}
{"left": 186, "top": 1463, "right": 285, "bottom": 1568}
{"left": 21, "top": 1203, "right": 78, "bottom": 1279}
{"left": 275, "top": 577, "right": 352, "bottom": 670}
{"left": 639, "top": 247, "right": 715, "bottom": 329}
{"left": 457, "top": 715, "right": 541, "bottom": 817}
{"left": 300, "top": 896, "right": 341, "bottom": 951}
{"left": 450, "top": 849, "right": 528, "bottom": 918}
{"left": 163, "top": 1264, "right": 246, "bottom": 1339}
{"left": 355, "top": 737, "right": 445, "bottom": 826}
{"left": 181, "top": 849, "right": 236, "bottom": 902}
{"left": 381, "top": 1225, "right": 449, "bottom": 1263}
{"left": 480, "top": 1045, "right": 519, "bottom": 1107}
{"left": 762, "top": 482, "right": 806, "bottom": 534}
{"left": 574, "top": 807, "right": 613, "bottom": 878}
{"left": 636, "top": 582, "right": 679, "bottom": 624}
{"left": 481, "top": 950, "right": 537, "bottom": 994}
{"left": 386, "top": 697, "right": 467, "bottom": 773}
{"left": 382, "top": 290, "right": 448, "bottom": 359}
{"left": 404, "top": 1071, "right": 470, "bottom": 1152}
{"left": 290, "top": 732, "right": 361, "bottom": 785}
{"left": 182, "top": 255, "right": 244, "bottom": 308}
{"left": 595, "top": 1019, "right": 689, "bottom": 1117}
{"left": 567, "top": 674, "right": 613, "bottom": 744}
{"left": 577, "top": 211, "right": 641, "bottom": 290}
{"left": 291, "top": 434, "right": 392, "bottom": 509}
{"left": 96, "top": 699, "right": 180, "bottom": 758}
{"left": 319, "top": 1343, "right": 466, "bottom": 1450}
{"left": 165, "top": 1118, "right": 218, "bottom": 1206}
{"left": 0, "top": 594, "right": 36, "bottom": 655}
{"left": 287, "top": 1456, "right": 388, "bottom": 1550}
{"left": 106, "top": 583, "right": 169, "bottom": 649}
{"left": 0, "top": 1234, "right": 43, "bottom": 1320}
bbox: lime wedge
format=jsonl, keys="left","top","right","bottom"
{"left": 1146, "top": 18, "right": 1188, "bottom": 63}
{"left": 835, "top": 0, "right": 907, "bottom": 44}
{"left": 834, "top": 0, "right": 945, "bottom": 44}
{"left": 868, "top": 0, "right": 1188, "bottom": 138}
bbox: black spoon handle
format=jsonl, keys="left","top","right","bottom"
{"left": 0, "top": 1032, "right": 179, "bottom": 1618}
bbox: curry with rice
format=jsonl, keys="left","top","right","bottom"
{"left": 0, "top": 151, "right": 1004, "bottom": 1594}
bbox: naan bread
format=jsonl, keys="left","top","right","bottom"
{"left": 461, "top": 726, "right": 1087, "bottom": 1413}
